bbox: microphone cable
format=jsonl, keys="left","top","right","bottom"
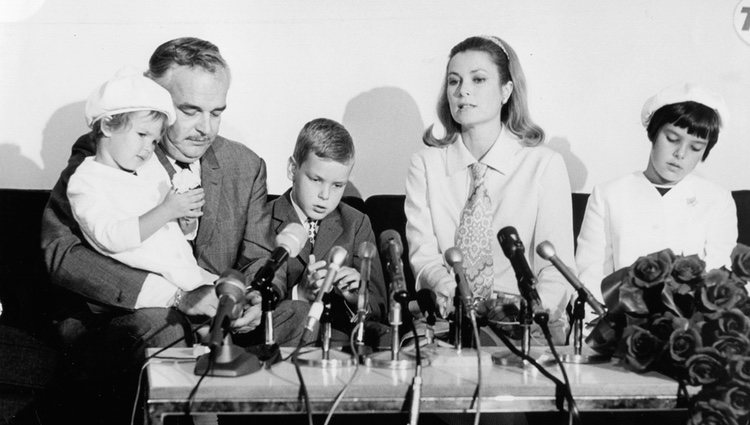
{"left": 130, "top": 316, "right": 212, "bottom": 425}
{"left": 322, "top": 322, "right": 362, "bottom": 425}
{"left": 493, "top": 326, "right": 580, "bottom": 425}
{"left": 536, "top": 318, "right": 581, "bottom": 425}
{"left": 289, "top": 338, "right": 316, "bottom": 425}
{"left": 406, "top": 309, "right": 423, "bottom": 425}
{"left": 468, "top": 312, "right": 482, "bottom": 425}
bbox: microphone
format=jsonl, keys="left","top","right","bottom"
{"left": 378, "top": 230, "right": 410, "bottom": 305}
{"left": 407, "top": 288, "right": 438, "bottom": 324}
{"left": 444, "top": 247, "right": 474, "bottom": 312}
{"left": 536, "top": 241, "right": 606, "bottom": 316}
{"left": 250, "top": 222, "right": 308, "bottom": 293}
{"left": 207, "top": 269, "right": 247, "bottom": 351}
{"left": 497, "top": 226, "right": 547, "bottom": 320}
{"left": 356, "top": 241, "right": 377, "bottom": 317}
{"left": 301, "top": 246, "right": 348, "bottom": 343}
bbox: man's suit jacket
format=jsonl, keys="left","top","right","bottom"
{"left": 41, "top": 132, "right": 270, "bottom": 312}
{"left": 265, "top": 190, "right": 387, "bottom": 328}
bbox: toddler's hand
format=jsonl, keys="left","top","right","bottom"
{"left": 162, "top": 188, "right": 204, "bottom": 220}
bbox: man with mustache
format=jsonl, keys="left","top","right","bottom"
{"left": 41, "top": 37, "right": 307, "bottom": 425}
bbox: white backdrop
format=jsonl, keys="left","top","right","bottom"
{"left": 2, "top": 0, "right": 750, "bottom": 197}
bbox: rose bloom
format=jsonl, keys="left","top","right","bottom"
{"left": 700, "top": 278, "right": 748, "bottom": 313}
{"left": 623, "top": 326, "right": 666, "bottom": 372}
{"left": 686, "top": 347, "right": 727, "bottom": 386}
{"left": 629, "top": 249, "right": 674, "bottom": 289}
{"left": 731, "top": 244, "right": 750, "bottom": 280}
{"left": 703, "top": 309, "right": 750, "bottom": 343}
{"left": 722, "top": 383, "right": 750, "bottom": 418}
{"left": 671, "top": 255, "right": 705, "bottom": 286}
{"left": 648, "top": 312, "right": 681, "bottom": 341}
{"left": 728, "top": 355, "right": 750, "bottom": 386}
{"left": 686, "top": 399, "right": 740, "bottom": 425}
{"left": 670, "top": 327, "right": 703, "bottom": 363}
{"left": 712, "top": 332, "right": 750, "bottom": 358}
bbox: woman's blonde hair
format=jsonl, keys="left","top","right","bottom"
{"left": 423, "top": 36, "right": 544, "bottom": 147}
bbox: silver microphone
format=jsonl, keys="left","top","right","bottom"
{"left": 536, "top": 240, "right": 606, "bottom": 316}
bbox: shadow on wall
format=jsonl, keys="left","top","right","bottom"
{"left": 0, "top": 144, "right": 44, "bottom": 188}
{"left": 41, "top": 101, "right": 88, "bottom": 188}
{"left": 546, "top": 136, "right": 587, "bottom": 192}
{"left": 342, "top": 87, "right": 425, "bottom": 197}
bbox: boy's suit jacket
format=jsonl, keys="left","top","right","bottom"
{"left": 268, "top": 190, "right": 387, "bottom": 330}
{"left": 41, "top": 132, "right": 271, "bottom": 312}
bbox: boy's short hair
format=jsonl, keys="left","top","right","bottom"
{"left": 91, "top": 110, "right": 169, "bottom": 142}
{"left": 292, "top": 118, "right": 355, "bottom": 165}
{"left": 646, "top": 101, "right": 721, "bottom": 161}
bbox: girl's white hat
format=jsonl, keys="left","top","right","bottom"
{"left": 85, "top": 67, "right": 176, "bottom": 128}
{"left": 641, "top": 83, "right": 729, "bottom": 128}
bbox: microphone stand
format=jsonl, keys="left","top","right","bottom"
{"left": 194, "top": 329, "right": 262, "bottom": 377}
{"left": 294, "top": 292, "right": 356, "bottom": 368}
{"left": 453, "top": 285, "right": 464, "bottom": 351}
{"left": 563, "top": 289, "right": 608, "bottom": 364}
{"left": 251, "top": 282, "right": 282, "bottom": 366}
{"left": 490, "top": 280, "right": 541, "bottom": 368}
{"left": 365, "top": 296, "right": 418, "bottom": 369}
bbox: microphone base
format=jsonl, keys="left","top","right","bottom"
{"left": 562, "top": 352, "right": 609, "bottom": 364}
{"left": 293, "top": 347, "right": 357, "bottom": 368}
{"left": 490, "top": 346, "right": 547, "bottom": 368}
{"left": 247, "top": 342, "right": 282, "bottom": 367}
{"left": 364, "top": 349, "right": 417, "bottom": 370}
{"left": 194, "top": 344, "right": 262, "bottom": 377}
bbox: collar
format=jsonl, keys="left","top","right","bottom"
{"left": 446, "top": 126, "right": 523, "bottom": 176}
{"left": 288, "top": 189, "right": 313, "bottom": 225}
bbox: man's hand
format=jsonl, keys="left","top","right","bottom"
{"left": 231, "top": 290, "right": 262, "bottom": 333}
{"left": 177, "top": 285, "right": 218, "bottom": 316}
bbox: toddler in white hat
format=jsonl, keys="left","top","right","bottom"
{"left": 575, "top": 83, "right": 737, "bottom": 326}
{"left": 67, "top": 69, "right": 217, "bottom": 299}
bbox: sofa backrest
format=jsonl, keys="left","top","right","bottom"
{"left": 3, "top": 188, "right": 750, "bottom": 336}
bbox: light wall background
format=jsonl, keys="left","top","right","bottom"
{"left": 2, "top": 0, "right": 750, "bottom": 197}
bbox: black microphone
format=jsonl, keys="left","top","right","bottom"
{"left": 378, "top": 230, "right": 410, "bottom": 305}
{"left": 207, "top": 269, "right": 247, "bottom": 351}
{"left": 536, "top": 241, "right": 606, "bottom": 316}
{"left": 407, "top": 288, "right": 438, "bottom": 324}
{"left": 301, "top": 246, "right": 348, "bottom": 343}
{"left": 497, "top": 226, "right": 547, "bottom": 320}
{"left": 444, "top": 247, "right": 474, "bottom": 312}
{"left": 356, "top": 241, "right": 377, "bottom": 317}
{"left": 250, "top": 222, "right": 308, "bottom": 293}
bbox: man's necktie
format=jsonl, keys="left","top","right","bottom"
{"left": 175, "top": 160, "right": 191, "bottom": 170}
{"left": 306, "top": 218, "right": 319, "bottom": 248}
{"left": 455, "top": 162, "right": 494, "bottom": 300}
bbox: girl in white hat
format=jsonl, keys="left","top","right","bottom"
{"left": 576, "top": 83, "right": 737, "bottom": 311}
{"left": 67, "top": 69, "right": 217, "bottom": 299}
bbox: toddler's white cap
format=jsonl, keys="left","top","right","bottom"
{"left": 641, "top": 83, "right": 729, "bottom": 128}
{"left": 85, "top": 68, "right": 176, "bottom": 128}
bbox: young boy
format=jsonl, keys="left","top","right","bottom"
{"left": 67, "top": 70, "right": 217, "bottom": 299}
{"left": 262, "top": 118, "right": 388, "bottom": 345}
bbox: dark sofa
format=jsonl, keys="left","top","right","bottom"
{"left": 2, "top": 188, "right": 750, "bottom": 424}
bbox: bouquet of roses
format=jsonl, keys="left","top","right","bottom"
{"left": 586, "top": 244, "right": 750, "bottom": 425}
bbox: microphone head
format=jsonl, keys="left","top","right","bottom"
{"left": 215, "top": 268, "right": 246, "bottom": 300}
{"left": 276, "top": 222, "right": 307, "bottom": 257}
{"left": 357, "top": 241, "right": 377, "bottom": 259}
{"left": 378, "top": 229, "right": 403, "bottom": 257}
{"left": 415, "top": 288, "right": 437, "bottom": 315}
{"left": 535, "top": 240, "right": 556, "bottom": 260}
{"left": 444, "top": 247, "right": 463, "bottom": 267}
{"left": 326, "top": 246, "right": 348, "bottom": 267}
{"left": 497, "top": 226, "right": 522, "bottom": 258}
